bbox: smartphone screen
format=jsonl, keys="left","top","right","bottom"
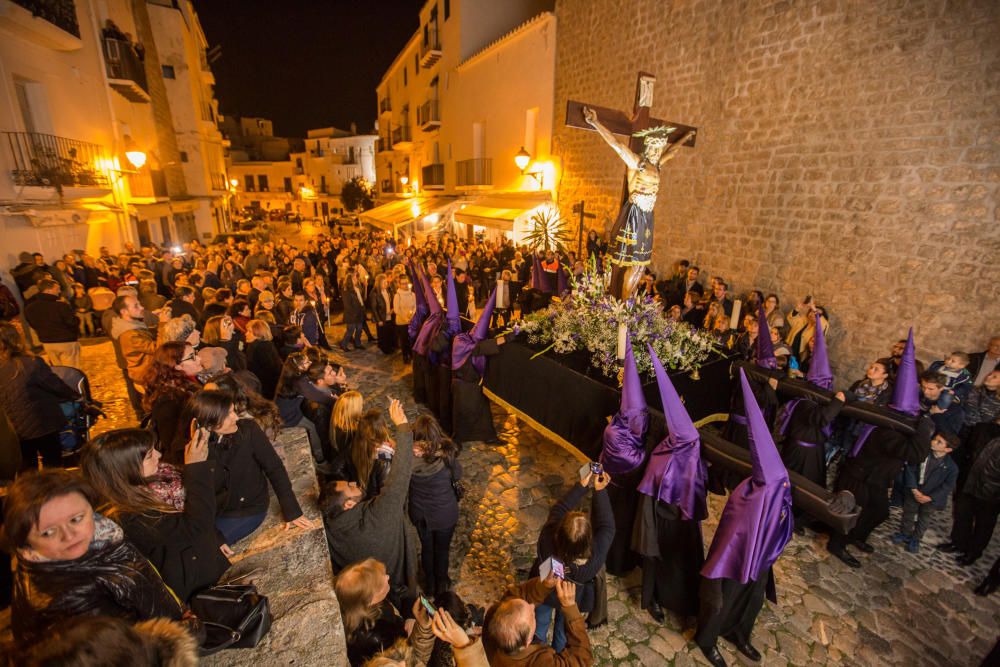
{"left": 420, "top": 595, "right": 436, "bottom": 616}
{"left": 578, "top": 462, "right": 592, "bottom": 482}
{"left": 539, "top": 556, "right": 565, "bottom": 581}
{"left": 590, "top": 462, "right": 603, "bottom": 475}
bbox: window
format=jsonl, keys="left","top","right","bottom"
{"left": 162, "top": 65, "right": 175, "bottom": 79}
{"left": 283, "top": 177, "right": 292, "bottom": 192}
{"left": 179, "top": 151, "right": 188, "bottom": 162}
{"left": 415, "top": 53, "right": 419, "bottom": 72}
{"left": 257, "top": 174, "right": 269, "bottom": 191}
{"left": 404, "top": 66, "right": 408, "bottom": 86}
{"left": 244, "top": 175, "right": 255, "bottom": 192}
{"left": 444, "top": 0, "right": 450, "bottom": 20}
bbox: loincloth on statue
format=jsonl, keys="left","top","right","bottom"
{"left": 608, "top": 201, "right": 654, "bottom": 267}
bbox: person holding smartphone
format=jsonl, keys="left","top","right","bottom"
{"left": 529, "top": 469, "right": 614, "bottom": 652}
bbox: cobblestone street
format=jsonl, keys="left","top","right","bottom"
{"left": 74, "top": 312, "right": 1000, "bottom": 666}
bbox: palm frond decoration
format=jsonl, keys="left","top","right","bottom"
{"left": 523, "top": 206, "right": 572, "bottom": 254}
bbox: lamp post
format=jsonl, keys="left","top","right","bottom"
{"left": 514, "top": 146, "right": 544, "bottom": 188}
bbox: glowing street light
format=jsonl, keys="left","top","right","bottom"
{"left": 514, "top": 146, "right": 531, "bottom": 172}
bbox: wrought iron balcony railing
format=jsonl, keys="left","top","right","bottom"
{"left": 3, "top": 131, "right": 108, "bottom": 190}
{"left": 11, "top": 0, "right": 80, "bottom": 38}
{"left": 422, "top": 163, "right": 444, "bottom": 188}
{"left": 455, "top": 158, "right": 492, "bottom": 187}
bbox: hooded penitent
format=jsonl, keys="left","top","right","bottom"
{"left": 755, "top": 304, "right": 777, "bottom": 370}
{"left": 452, "top": 288, "right": 496, "bottom": 376}
{"left": 635, "top": 343, "right": 708, "bottom": 521}
{"left": 701, "top": 369, "right": 793, "bottom": 584}
{"left": 413, "top": 263, "right": 445, "bottom": 357}
{"left": 849, "top": 327, "right": 919, "bottom": 456}
{"left": 598, "top": 337, "right": 650, "bottom": 474}
{"left": 805, "top": 312, "right": 833, "bottom": 391}
{"left": 407, "top": 260, "right": 430, "bottom": 342}
{"left": 445, "top": 260, "right": 461, "bottom": 337}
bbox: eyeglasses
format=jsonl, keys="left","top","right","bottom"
{"left": 181, "top": 354, "right": 197, "bottom": 363}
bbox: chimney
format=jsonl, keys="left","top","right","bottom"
{"left": 350, "top": 122, "right": 357, "bottom": 135}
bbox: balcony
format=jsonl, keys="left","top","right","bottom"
{"left": 418, "top": 100, "right": 440, "bottom": 132}
{"left": 3, "top": 131, "right": 110, "bottom": 194}
{"left": 391, "top": 125, "right": 412, "bottom": 150}
{"left": 455, "top": 158, "right": 492, "bottom": 188}
{"left": 376, "top": 136, "right": 392, "bottom": 153}
{"left": 422, "top": 163, "right": 444, "bottom": 190}
{"left": 379, "top": 97, "right": 392, "bottom": 115}
{"left": 420, "top": 27, "right": 441, "bottom": 68}
{"left": 128, "top": 168, "right": 168, "bottom": 200}
{"left": 210, "top": 173, "right": 228, "bottom": 191}
{"left": 102, "top": 37, "right": 150, "bottom": 103}
{"left": 1, "top": 1, "right": 82, "bottom": 50}
{"left": 380, "top": 179, "right": 394, "bottom": 194}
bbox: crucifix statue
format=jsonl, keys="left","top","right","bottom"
{"left": 566, "top": 72, "right": 697, "bottom": 299}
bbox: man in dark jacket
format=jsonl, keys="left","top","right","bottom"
{"left": 920, "top": 371, "right": 965, "bottom": 437}
{"left": 290, "top": 292, "right": 321, "bottom": 347}
{"left": 939, "top": 436, "right": 1000, "bottom": 566}
{"left": 321, "top": 399, "right": 416, "bottom": 601}
{"left": 166, "top": 285, "right": 200, "bottom": 322}
{"left": 24, "top": 278, "right": 80, "bottom": 369}
{"left": 340, "top": 270, "right": 366, "bottom": 351}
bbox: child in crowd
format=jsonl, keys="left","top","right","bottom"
{"left": 892, "top": 432, "right": 959, "bottom": 553}
{"left": 72, "top": 282, "right": 95, "bottom": 337}
{"left": 928, "top": 352, "right": 973, "bottom": 407}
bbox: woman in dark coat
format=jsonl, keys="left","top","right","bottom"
{"left": 81, "top": 428, "right": 230, "bottom": 600}
{"left": 408, "top": 413, "right": 462, "bottom": 595}
{"left": 188, "top": 390, "right": 313, "bottom": 544}
{"left": 202, "top": 315, "right": 247, "bottom": 372}
{"left": 5, "top": 469, "right": 184, "bottom": 648}
{"left": 141, "top": 341, "right": 203, "bottom": 464}
{"left": 0, "top": 322, "right": 79, "bottom": 471}
{"left": 245, "top": 319, "right": 284, "bottom": 399}
{"left": 368, "top": 273, "right": 395, "bottom": 354}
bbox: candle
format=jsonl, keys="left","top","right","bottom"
{"left": 729, "top": 299, "right": 742, "bottom": 331}
{"left": 617, "top": 322, "right": 627, "bottom": 361}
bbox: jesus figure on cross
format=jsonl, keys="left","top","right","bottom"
{"left": 583, "top": 106, "right": 696, "bottom": 300}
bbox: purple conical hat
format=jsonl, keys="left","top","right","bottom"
{"left": 635, "top": 344, "right": 708, "bottom": 521}
{"left": 598, "top": 337, "right": 649, "bottom": 474}
{"left": 421, "top": 264, "right": 441, "bottom": 315}
{"left": 407, "top": 260, "right": 429, "bottom": 342}
{"left": 701, "top": 369, "right": 793, "bottom": 583}
{"left": 756, "top": 304, "right": 777, "bottom": 369}
{"left": 890, "top": 328, "right": 920, "bottom": 416}
{"left": 451, "top": 288, "right": 496, "bottom": 375}
{"left": 445, "top": 261, "right": 461, "bottom": 336}
{"left": 806, "top": 312, "right": 833, "bottom": 390}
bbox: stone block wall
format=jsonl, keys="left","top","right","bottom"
{"left": 551, "top": 0, "right": 1000, "bottom": 378}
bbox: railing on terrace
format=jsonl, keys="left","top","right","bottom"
{"left": 455, "top": 158, "right": 492, "bottom": 187}
{"left": 2, "top": 131, "right": 109, "bottom": 189}
{"left": 12, "top": 0, "right": 80, "bottom": 38}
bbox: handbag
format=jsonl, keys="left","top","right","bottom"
{"left": 189, "top": 583, "right": 272, "bottom": 656}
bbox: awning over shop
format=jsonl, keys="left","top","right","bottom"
{"left": 453, "top": 192, "right": 552, "bottom": 231}
{"left": 361, "top": 196, "right": 457, "bottom": 233}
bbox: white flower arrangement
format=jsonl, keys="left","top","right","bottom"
{"left": 520, "top": 263, "right": 718, "bottom": 378}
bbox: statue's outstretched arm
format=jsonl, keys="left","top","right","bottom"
{"left": 583, "top": 107, "right": 638, "bottom": 169}
{"left": 659, "top": 130, "right": 697, "bottom": 169}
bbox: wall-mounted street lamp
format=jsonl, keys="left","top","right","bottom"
{"left": 514, "top": 146, "right": 544, "bottom": 187}
{"left": 230, "top": 178, "right": 239, "bottom": 188}
{"left": 123, "top": 135, "right": 146, "bottom": 170}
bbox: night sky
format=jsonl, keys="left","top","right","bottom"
{"left": 194, "top": 0, "right": 425, "bottom": 138}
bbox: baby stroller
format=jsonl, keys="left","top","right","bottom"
{"left": 50, "top": 366, "right": 106, "bottom": 462}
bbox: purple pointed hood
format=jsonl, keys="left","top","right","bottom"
{"left": 422, "top": 265, "right": 442, "bottom": 316}
{"left": 702, "top": 369, "right": 793, "bottom": 584}
{"left": 806, "top": 312, "right": 833, "bottom": 390}
{"left": 635, "top": 344, "right": 708, "bottom": 521}
{"left": 598, "top": 337, "right": 649, "bottom": 474}
{"left": 413, "top": 264, "right": 444, "bottom": 357}
{"left": 891, "top": 328, "right": 920, "bottom": 416}
{"left": 452, "top": 288, "right": 496, "bottom": 375}
{"left": 407, "top": 261, "right": 430, "bottom": 342}
{"left": 755, "top": 305, "right": 777, "bottom": 370}
{"left": 445, "top": 261, "right": 461, "bottom": 336}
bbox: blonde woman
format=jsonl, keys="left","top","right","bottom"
{"left": 245, "top": 318, "right": 283, "bottom": 399}
{"left": 335, "top": 558, "right": 432, "bottom": 667}
{"left": 330, "top": 390, "right": 364, "bottom": 456}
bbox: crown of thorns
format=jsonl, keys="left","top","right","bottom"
{"left": 632, "top": 125, "right": 677, "bottom": 139}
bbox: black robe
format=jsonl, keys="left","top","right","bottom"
{"left": 451, "top": 339, "right": 501, "bottom": 443}
{"left": 695, "top": 571, "right": 776, "bottom": 651}
{"left": 426, "top": 331, "right": 453, "bottom": 433}
{"left": 632, "top": 494, "right": 704, "bottom": 617}
{"left": 412, "top": 354, "right": 428, "bottom": 405}
{"left": 780, "top": 397, "right": 844, "bottom": 488}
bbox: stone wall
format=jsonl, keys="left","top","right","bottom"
{"left": 551, "top": 0, "right": 1000, "bottom": 377}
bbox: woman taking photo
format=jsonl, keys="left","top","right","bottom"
{"left": 0, "top": 322, "right": 80, "bottom": 471}
{"left": 142, "top": 341, "right": 203, "bottom": 464}
{"left": 188, "top": 390, "right": 313, "bottom": 544}
{"left": 408, "top": 412, "right": 462, "bottom": 596}
{"left": 80, "top": 427, "right": 231, "bottom": 600}
{"left": 4, "top": 469, "right": 184, "bottom": 647}
{"left": 203, "top": 315, "right": 247, "bottom": 371}
{"left": 331, "top": 409, "right": 394, "bottom": 499}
